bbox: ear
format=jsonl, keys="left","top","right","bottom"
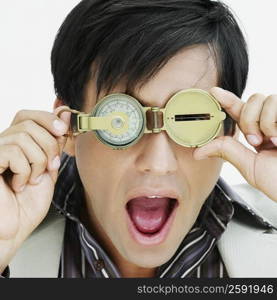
{"left": 53, "top": 98, "right": 64, "bottom": 111}
{"left": 53, "top": 98, "right": 76, "bottom": 157}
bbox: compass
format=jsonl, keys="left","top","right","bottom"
{"left": 92, "top": 94, "right": 145, "bottom": 148}
{"left": 58, "top": 89, "right": 226, "bottom": 150}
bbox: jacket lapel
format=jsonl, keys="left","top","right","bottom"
{"left": 218, "top": 183, "right": 277, "bottom": 277}
{"left": 9, "top": 207, "right": 65, "bottom": 278}
{"left": 217, "top": 217, "right": 277, "bottom": 277}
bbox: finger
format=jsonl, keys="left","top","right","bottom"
{"left": 259, "top": 95, "right": 277, "bottom": 142}
{"left": 0, "top": 145, "right": 31, "bottom": 193}
{"left": 4, "top": 120, "right": 61, "bottom": 173}
{"left": 53, "top": 106, "right": 72, "bottom": 156}
{"left": 210, "top": 87, "right": 244, "bottom": 123}
{"left": 194, "top": 136, "right": 257, "bottom": 188}
{"left": 239, "top": 93, "right": 266, "bottom": 146}
{"left": 9, "top": 109, "right": 71, "bottom": 137}
{"left": 0, "top": 133, "right": 48, "bottom": 185}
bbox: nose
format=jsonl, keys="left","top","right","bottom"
{"left": 135, "top": 131, "right": 178, "bottom": 175}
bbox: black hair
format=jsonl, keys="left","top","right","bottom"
{"left": 51, "top": 0, "right": 249, "bottom": 135}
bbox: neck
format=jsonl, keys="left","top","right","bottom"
{"left": 80, "top": 200, "right": 156, "bottom": 278}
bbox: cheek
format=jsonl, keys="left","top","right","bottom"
{"left": 75, "top": 133, "right": 118, "bottom": 209}
{"left": 173, "top": 152, "right": 223, "bottom": 240}
{"left": 74, "top": 133, "right": 129, "bottom": 222}
{"left": 178, "top": 148, "right": 223, "bottom": 206}
{"left": 186, "top": 154, "right": 223, "bottom": 203}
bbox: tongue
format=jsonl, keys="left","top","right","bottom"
{"left": 127, "top": 197, "right": 171, "bottom": 234}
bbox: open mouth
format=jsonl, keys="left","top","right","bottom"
{"left": 126, "top": 196, "right": 178, "bottom": 245}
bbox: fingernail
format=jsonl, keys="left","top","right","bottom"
{"left": 51, "top": 156, "right": 61, "bottom": 170}
{"left": 194, "top": 154, "right": 207, "bottom": 160}
{"left": 195, "top": 157, "right": 205, "bottom": 160}
{"left": 211, "top": 87, "right": 224, "bottom": 94}
{"left": 214, "top": 87, "right": 223, "bottom": 91}
{"left": 246, "top": 135, "right": 261, "bottom": 146}
{"left": 34, "top": 174, "right": 43, "bottom": 184}
{"left": 53, "top": 120, "right": 67, "bottom": 132}
{"left": 18, "top": 185, "right": 25, "bottom": 192}
{"left": 271, "top": 137, "right": 277, "bottom": 146}
{"left": 60, "top": 111, "right": 71, "bottom": 121}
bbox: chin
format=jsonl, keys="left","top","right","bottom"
{"left": 114, "top": 219, "right": 186, "bottom": 270}
{"left": 122, "top": 242, "right": 179, "bottom": 269}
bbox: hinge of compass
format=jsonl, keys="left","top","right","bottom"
{"left": 145, "top": 107, "right": 164, "bottom": 133}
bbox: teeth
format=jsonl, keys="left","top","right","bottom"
{"left": 147, "top": 196, "right": 162, "bottom": 199}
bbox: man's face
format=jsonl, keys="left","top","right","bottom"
{"left": 74, "top": 44, "right": 224, "bottom": 268}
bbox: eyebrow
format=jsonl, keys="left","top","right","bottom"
{"left": 126, "top": 89, "right": 185, "bottom": 108}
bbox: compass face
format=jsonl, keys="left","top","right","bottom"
{"left": 93, "top": 94, "right": 145, "bottom": 147}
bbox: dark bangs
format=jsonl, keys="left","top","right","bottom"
{"left": 51, "top": 0, "right": 249, "bottom": 135}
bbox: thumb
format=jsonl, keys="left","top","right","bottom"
{"left": 193, "top": 136, "right": 258, "bottom": 187}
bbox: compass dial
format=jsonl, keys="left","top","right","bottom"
{"left": 93, "top": 94, "right": 145, "bottom": 147}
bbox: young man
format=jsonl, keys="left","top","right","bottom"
{"left": 0, "top": 0, "right": 277, "bottom": 278}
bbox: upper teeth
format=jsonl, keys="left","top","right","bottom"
{"left": 147, "top": 196, "right": 161, "bottom": 198}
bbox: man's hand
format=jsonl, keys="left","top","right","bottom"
{"left": 0, "top": 106, "right": 71, "bottom": 272}
{"left": 193, "top": 87, "right": 277, "bottom": 202}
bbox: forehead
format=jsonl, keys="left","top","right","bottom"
{"left": 83, "top": 44, "right": 218, "bottom": 112}
{"left": 134, "top": 44, "right": 217, "bottom": 107}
